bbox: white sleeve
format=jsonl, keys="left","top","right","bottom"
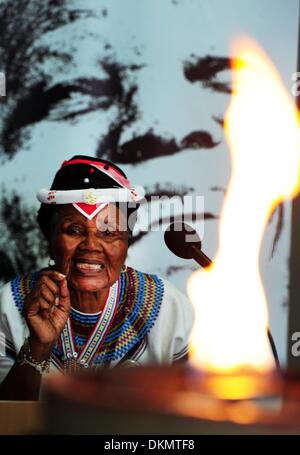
{"left": 146, "top": 278, "right": 195, "bottom": 364}
{"left": 0, "top": 282, "right": 28, "bottom": 384}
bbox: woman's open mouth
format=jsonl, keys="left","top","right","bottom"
{"left": 74, "top": 258, "right": 105, "bottom": 275}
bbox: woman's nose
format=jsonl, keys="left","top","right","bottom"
{"left": 81, "top": 230, "right": 104, "bottom": 250}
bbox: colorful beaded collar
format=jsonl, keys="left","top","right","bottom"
{"left": 11, "top": 267, "right": 164, "bottom": 368}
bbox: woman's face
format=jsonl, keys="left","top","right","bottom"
{"left": 50, "top": 204, "right": 128, "bottom": 293}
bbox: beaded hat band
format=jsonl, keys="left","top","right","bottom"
{"left": 37, "top": 187, "right": 145, "bottom": 205}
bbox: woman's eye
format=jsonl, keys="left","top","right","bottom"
{"left": 66, "top": 225, "right": 83, "bottom": 235}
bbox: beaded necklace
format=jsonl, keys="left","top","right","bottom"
{"left": 11, "top": 267, "right": 164, "bottom": 369}
{"left": 61, "top": 280, "right": 119, "bottom": 373}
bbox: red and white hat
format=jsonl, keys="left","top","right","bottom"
{"left": 37, "top": 156, "right": 145, "bottom": 220}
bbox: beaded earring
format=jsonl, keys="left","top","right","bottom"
{"left": 121, "top": 264, "right": 127, "bottom": 272}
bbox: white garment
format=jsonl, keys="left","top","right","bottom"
{"left": 0, "top": 271, "right": 194, "bottom": 384}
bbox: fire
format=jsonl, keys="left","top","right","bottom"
{"left": 187, "top": 38, "right": 300, "bottom": 379}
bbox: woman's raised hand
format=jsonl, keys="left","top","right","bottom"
{"left": 24, "top": 270, "right": 71, "bottom": 359}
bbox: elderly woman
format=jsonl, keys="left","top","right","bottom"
{"left": 0, "top": 155, "right": 194, "bottom": 400}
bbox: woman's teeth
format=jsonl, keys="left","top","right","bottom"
{"left": 75, "top": 262, "right": 104, "bottom": 272}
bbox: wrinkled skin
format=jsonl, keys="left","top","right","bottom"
{"left": 50, "top": 204, "right": 128, "bottom": 298}
{"left": 25, "top": 204, "right": 128, "bottom": 357}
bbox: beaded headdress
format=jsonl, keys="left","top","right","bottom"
{"left": 37, "top": 155, "right": 144, "bottom": 220}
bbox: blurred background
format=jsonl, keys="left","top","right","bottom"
{"left": 0, "top": 0, "right": 298, "bottom": 367}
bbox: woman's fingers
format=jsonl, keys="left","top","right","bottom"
{"left": 55, "top": 277, "right": 71, "bottom": 312}
{"left": 24, "top": 270, "right": 70, "bottom": 346}
{"left": 39, "top": 283, "right": 57, "bottom": 305}
{"left": 26, "top": 270, "right": 68, "bottom": 313}
{"left": 38, "top": 297, "right": 54, "bottom": 313}
{"left": 39, "top": 270, "right": 66, "bottom": 288}
{"left": 39, "top": 274, "right": 59, "bottom": 294}
{"left": 26, "top": 294, "right": 53, "bottom": 317}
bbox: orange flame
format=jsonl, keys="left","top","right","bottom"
{"left": 188, "top": 37, "right": 300, "bottom": 376}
